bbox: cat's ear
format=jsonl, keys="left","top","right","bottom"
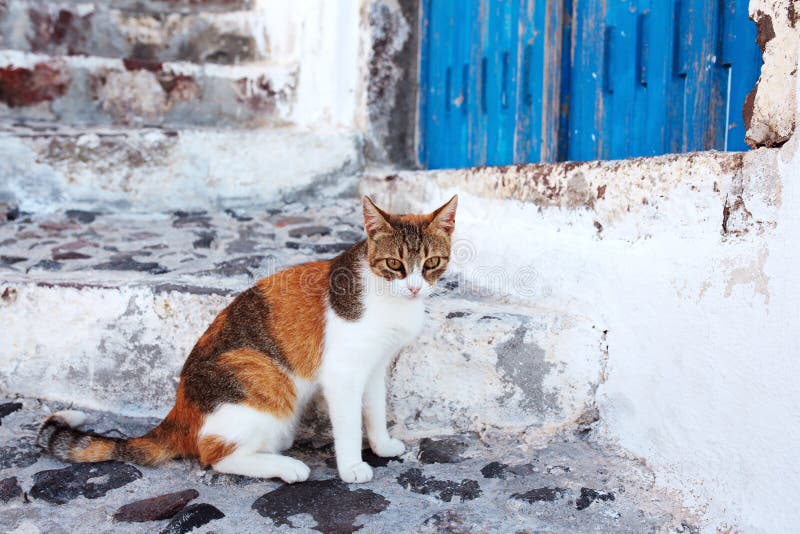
{"left": 362, "top": 196, "right": 392, "bottom": 238}
{"left": 428, "top": 195, "right": 458, "bottom": 235}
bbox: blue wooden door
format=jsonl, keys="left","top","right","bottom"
{"left": 419, "top": 0, "right": 563, "bottom": 168}
{"left": 419, "top": 0, "right": 761, "bottom": 169}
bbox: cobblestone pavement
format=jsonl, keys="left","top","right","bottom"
{"left": 0, "top": 198, "right": 366, "bottom": 292}
{"left": 0, "top": 399, "right": 698, "bottom": 534}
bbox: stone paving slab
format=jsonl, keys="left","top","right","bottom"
{"left": 0, "top": 398, "right": 698, "bottom": 534}
{"left": 0, "top": 197, "right": 364, "bottom": 291}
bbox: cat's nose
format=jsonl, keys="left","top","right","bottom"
{"left": 408, "top": 285, "right": 421, "bottom": 296}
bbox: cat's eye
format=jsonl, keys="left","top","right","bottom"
{"left": 386, "top": 258, "right": 403, "bottom": 271}
{"left": 424, "top": 257, "right": 440, "bottom": 269}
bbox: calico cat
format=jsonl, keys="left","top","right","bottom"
{"left": 37, "top": 195, "right": 457, "bottom": 484}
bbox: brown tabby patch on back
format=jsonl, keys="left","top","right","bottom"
{"left": 217, "top": 349, "right": 297, "bottom": 417}
{"left": 328, "top": 240, "right": 367, "bottom": 321}
{"left": 181, "top": 287, "right": 290, "bottom": 412}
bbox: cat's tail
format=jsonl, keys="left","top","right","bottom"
{"left": 37, "top": 410, "right": 178, "bottom": 466}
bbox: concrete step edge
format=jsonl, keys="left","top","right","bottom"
{"left": 0, "top": 278, "right": 604, "bottom": 441}
{"left": 0, "top": 126, "right": 363, "bottom": 210}
{"left": 0, "top": 49, "right": 297, "bottom": 82}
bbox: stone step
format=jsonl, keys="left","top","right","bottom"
{"left": 0, "top": 124, "right": 361, "bottom": 211}
{"left": 0, "top": 399, "right": 698, "bottom": 533}
{"left": 0, "top": 201, "right": 604, "bottom": 439}
{"left": 0, "top": 50, "right": 297, "bottom": 128}
{"left": 1, "top": 1, "right": 270, "bottom": 65}
{"left": 47, "top": 0, "right": 253, "bottom": 15}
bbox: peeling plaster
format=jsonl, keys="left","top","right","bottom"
{"left": 746, "top": 0, "right": 799, "bottom": 147}
{"left": 723, "top": 246, "right": 771, "bottom": 305}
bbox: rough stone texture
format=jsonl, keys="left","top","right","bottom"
{"left": 288, "top": 224, "right": 331, "bottom": 238}
{"left": 0, "top": 438, "right": 41, "bottom": 470}
{"left": 416, "top": 437, "right": 469, "bottom": 464}
{"left": 511, "top": 486, "right": 567, "bottom": 504}
{"left": 0, "top": 51, "right": 297, "bottom": 127}
{"left": 480, "top": 461, "right": 509, "bottom": 479}
{"left": 30, "top": 461, "right": 143, "bottom": 504}
{"left": 0, "top": 0, "right": 367, "bottom": 170}
{"left": 0, "top": 401, "right": 23, "bottom": 422}
{"left": 0, "top": 199, "right": 363, "bottom": 416}
{"left": 362, "top": 0, "right": 418, "bottom": 166}
{"left": 0, "top": 61, "right": 70, "bottom": 107}
{"left": 0, "top": 2, "right": 267, "bottom": 64}
{"left": 160, "top": 503, "right": 225, "bottom": 533}
{"left": 252, "top": 479, "right": 390, "bottom": 532}
{"left": 362, "top": 150, "right": 781, "bottom": 242}
{"left": 0, "top": 476, "right": 22, "bottom": 503}
{"left": 396, "top": 468, "right": 482, "bottom": 502}
{"left": 575, "top": 487, "right": 615, "bottom": 511}
{"left": 0, "top": 0, "right": 370, "bottom": 160}
{"left": 113, "top": 489, "right": 200, "bottom": 522}
{"left": 0, "top": 399, "right": 697, "bottom": 533}
{"left": 0, "top": 125, "right": 361, "bottom": 211}
{"left": 746, "top": 0, "right": 798, "bottom": 147}
{"left": 389, "top": 297, "right": 603, "bottom": 439}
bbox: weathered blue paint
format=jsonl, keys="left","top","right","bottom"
{"left": 419, "top": 0, "right": 761, "bottom": 169}
{"left": 719, "top": 0, "right": 761, "bottom": 151}
{"left": 419, "top": 0, "right": 552, "bottom": 169}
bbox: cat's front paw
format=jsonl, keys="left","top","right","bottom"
{"left": 276, "top": 457, "right": 311, "bottom": 484}
{"left": 339, "top": 461, "right": 373, "bottom": 483}
{"left": 371, "top": 438, "right": 406, "bottom": 458}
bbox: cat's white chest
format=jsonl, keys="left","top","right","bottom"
{"left": 323, "top": 292, "right": 425, "bottom": 369}
{"left": 363, "top": 291, "right": 426, "bottom": 347}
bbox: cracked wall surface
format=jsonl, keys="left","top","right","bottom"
{"left": 746, "top": 0, "right": 799, "bottom": 147}
{"left": 361, "top": 0, "right": 419, "bottom": 166}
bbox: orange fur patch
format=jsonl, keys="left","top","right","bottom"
{"left": 125, "top": 435, "right": 177, "bottom": 465}
{"left": 217, "top": 349, "right": 297, "bottom": 418}
{"left": 70, "top": 439, "right": 114, "bottom": 462}
{"left": 257, "top": 261, "right": 329, "bottom": 378}
{"left": 197, "top": 435, "right": 237, "bottom": 466}
{"left": 118, "top": 383, "right": 206, "bottom": 465}
{"left": 161, "top": 383, "right": 204, "bottom": 459}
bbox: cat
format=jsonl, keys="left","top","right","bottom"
{"left": 37, "top": 195, "right": 457, "bottom": 484}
